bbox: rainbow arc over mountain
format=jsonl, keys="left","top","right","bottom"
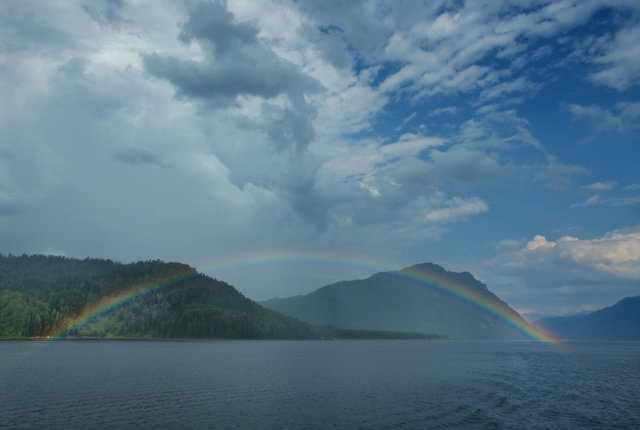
{"left": 44, "top": 252, "right": 557, "bottom": 342}
{"left": 45, "top": 268, "right": 198, "bottom": 339}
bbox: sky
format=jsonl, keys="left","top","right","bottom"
{"left": 1, "top": 0, "right": 639, "bottom": 317}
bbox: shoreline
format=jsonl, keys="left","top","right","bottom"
{"left": 0, "top": 336, "right": 453, "bottom": 342}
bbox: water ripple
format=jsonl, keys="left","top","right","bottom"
{"left": 1, "top": 340, "right": 638, "bottom": 429}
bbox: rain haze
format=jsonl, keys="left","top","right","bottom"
{"left": 1, "top": 0, "right": 639, "bottom": 317}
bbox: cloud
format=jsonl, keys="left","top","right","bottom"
{"left": 572, "top": 177, "right": 640, "bottom": 207}
{"left": 496, "top": 239, "right": 523, "bottom": 249}
{"left": 299, "top": 24, "right": 351, "bottom": 70}
{"left": 493, "top": 225, "right": 640, "bottom": 280}
{"left": 141, "top": 0, "right": 328, "bottom": 228}
{"left": 569, "top": 104, "right": 623, "bottom": 133}
{"left": 482, "top": 109, "right": 542, "bottom": 149}
{"left": 380, "top": 133, "right": 443, "bottom": 158}
{"left": 571, "top": 195, "right": 601, "bottom": 208}
{"left": 431, "top": 145, "right": 521, "bottom": 184}
{"left": 526, "top": 235, "right": 556, "bottom": 251}
{"left": 569, "top": 102, "right": 640, "bottom": 134}
{"left": 299, "top": 139, "right": 485, "bottom": 231}
{"left": 570, "top": 192, "right": 640, "bottom": 208}
{"left": 0, "top": 134, "right": 64, "bottom": 216}
{"left": 532, "top": 156, "right": 588, "bottom": 191}
{"left": 142, "top": 46, "right": 318, "bottom": 114}
{"left": 419, "top": 196, "right": 488, "bottom": 223}
{"left": 178, "top": 1, "right": 259, "bottom": 53}
{"left": 0, "top": 2, "right": 73, "bottom": 53}
{"left": 320, "top": 133, "right": 443, "bottom": 180}
{"left": 286, "top": 128, "right": 486, "bottom": 231}
{"left": 606, "top": 196, "right": 640, "bottom": 207}
{"left": 51, "top": 57, "right": 137, "bottom": 119}
{"left": 590, "top": 23, "right": 640, "bottom": 90}
{"left": 429, "top": 107, "right": 457, "bottom": 116}
{"left": 113, "top": 147, "right": 164, "bottom": 167}
{"left": 617, "top": 101, "right": 640, "bottom": 122}
{"left": 477, "top": 76, "right": 537, "bottom": 104}
{"left": 261, "top": 101, "right": 317, "bottom": 154}
{"left": 142, "top": 1, "right": 321, "bottom": 153}
{"left": 556, "top": 229, "right": 640, "bottom": 278}
{"left": 1, "top": 0, "right": 638, "bottom": 305}
{"left": 295, "top": 0, "right": 387, "bottom": 61}
{"left": 481, "top": 226, "right": 640, "bottom": 312}
{"left": 83, "top": 0, "right": 127, "bottom": 29}
{"left": 454, "top": 109, "right": 541, "bottom": 150}
{"left": 377, "top": 157, "right": 439, "bottom": 196}
{"left": 581, "top": 181, "right": 618, "bottom": 191}
{"left": 275, "top": 157, "right": 329, "bottom": 229}
{"left": 394, "top": 112, "right": 417, "bottom": 131}
{"left": 377, "top": 1, "right": 615, "bottom": 102}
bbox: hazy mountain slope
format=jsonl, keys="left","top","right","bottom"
{"left": 533, "top": 296, "right": 640, "bottom": 341}
{"left": 261, "top": 263, "right": 542, "bottom": 340}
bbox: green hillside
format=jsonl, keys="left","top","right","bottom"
{"left": 0, "top": 254, "right": 446, "bottom": 340}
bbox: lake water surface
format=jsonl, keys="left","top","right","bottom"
{"left": 1, "top": 340, "right": 639, "bottom": 429}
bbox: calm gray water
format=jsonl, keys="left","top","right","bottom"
{"left": 1, "top": 340, "right": 639, "bottom": 429}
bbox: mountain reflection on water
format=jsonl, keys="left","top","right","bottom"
{"left": 1, "top": 340, "right": 639, "bottom": 429}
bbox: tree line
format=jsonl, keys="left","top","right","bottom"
{"left": 0, "top": 254, "right": 447, "bottom": 340}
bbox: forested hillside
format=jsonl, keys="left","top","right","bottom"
{"left": 0, "top": 254, "right": 445, "bottom": 340}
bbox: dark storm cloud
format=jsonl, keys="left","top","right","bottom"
{"left": 50, "top": 57, "right": 135, "bottom": 120}
{"left": 58, "top": 57, "right": 89, "bottom": 79}
{"left": 0, "top": 2, "right": 73, "bottom": 53}
{"left": 83, "top": 0, "right": 128, "bottom": 28}
{"left": 143, "top": 49, "right": 318, "bottom": 111}
{"left": 142, "top": 0, "right": 322, "bottom": 165}
{"left": 177, "top": 0, "right": 258, "bottom": 54}
{"left": 142, "top": 1, "right": 321, "bottom": 141}
{"left": 261, "top": 101, "right": 317, "bottom": 154}
{"left": 277, "top": 159, "right": 379, "bottom": 231}
{"left": 113, "top": 147, "right": 164, "bottom": 167}
{"left": 142, "top": 0, "right": 325, "bottom": 227}
{"left": 0, "top": 132, "right": 63, "bottom": 218}
{"left": 278, "top": 159, "right": 330, "bottom": 229}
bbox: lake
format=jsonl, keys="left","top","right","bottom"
{"left": 1, "top": 340, "right": 639, "bottom": 429}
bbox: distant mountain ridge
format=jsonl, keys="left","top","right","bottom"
{"left": 533, "top": 296, "right": 640, "bottom": 341}
{"left": 261, "top": 263, "right": 548, "bottom": 340}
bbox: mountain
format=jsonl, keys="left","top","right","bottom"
{"left": 521, "top": 310, "right": 592, "bottom": 324}
{"left": 521, "top": 313, "right": 555, "bottom": 323}
{"left": 533, "top": 296, "right": 640, "bottom": 341}
{"left": 0, "top": 254, "right": 444, "bottom": 340}
{"left": 261, "top": 263, "right": 548, "bottom": 340}
{"left": 0, "top": 254, "right": 314, "bottom": 339}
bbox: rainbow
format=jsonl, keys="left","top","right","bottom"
{"left": 43, "top": 252, "right": 557, "bottom": 343}
{"left": 389, "top": 266, "right": 559, "bottom": 342}
{"left": 194, "top": 252, "right": 558, "bottom": 342}
{"left": 194, "top": 251, "right": 400, "bottom": 280}
{"left": 44, "top": 252, "right": 387, "bottom": 339}
{"left": 45, "top": 268, "right": 199, "bottom": 339}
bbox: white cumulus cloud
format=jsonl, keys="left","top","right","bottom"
{"left": 492, "top": 225, "right": 640, "bottom": 281}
